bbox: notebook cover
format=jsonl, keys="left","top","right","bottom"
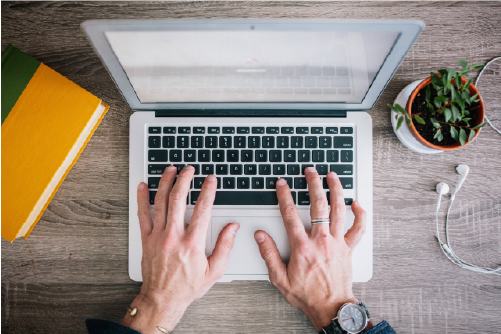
{"left": 1, "top": 45, "right": 109, "bottom": 242}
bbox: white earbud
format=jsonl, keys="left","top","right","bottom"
{"left": 451, "top": 165, "right": 469, "bottom": 201}
{"left": 435, "top": 182, "right": 449, "bottom": 213}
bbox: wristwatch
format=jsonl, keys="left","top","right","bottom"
{"left": 319, "top": 302, "right": 371, "bottom": 334}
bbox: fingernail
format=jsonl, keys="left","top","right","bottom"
{"left": 231, "top": 224, "right": 240, "bottom": 236}
{"left": 255, "top": 233, "right": 265, "bottom": 244}
{"left": 207, "top": 174, "right": 216, "bottom": 181}
{"left": 185, "top": 165, "right": 195, "bottom": 170}
{"left": 328, "top": 171, "right": 339, "bottom": 179}
{"left": 277, "top": 178, "right": 287, "bottom": 186}
{"left": 167, "top": 166, "right": 176, "bottom": 172}
{"left": 306, "top": 167, "right": 316, "bottom": 173}
{"left": 138, "top": 183, "right": 145, "bottom": 191}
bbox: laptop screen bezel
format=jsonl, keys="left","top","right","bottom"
{"left": 83, "top": 19, "right": 424, "bottom": 113}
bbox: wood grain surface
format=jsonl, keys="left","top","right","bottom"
{"left": 2, "top": 1, "right": 501, "bottom": 333}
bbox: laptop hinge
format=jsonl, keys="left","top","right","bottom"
{"left": 154, "top": 110, "right": 348, "bottom": 118}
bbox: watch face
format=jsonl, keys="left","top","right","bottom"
{"left": 338, "top": 304, "right": 367, "bottom": 333}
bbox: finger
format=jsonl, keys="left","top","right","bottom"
{"left": 165, "top": 165, "right": 195, "bottom": 234}
{"left": 276, "top": 178, "right": 307, "bottom": 245}
{"left": 304, "top": 167, "right": 330, "bottom": 238}
{"left": 208, "top": 223, "right": 239, "bottom": 280}
{"left": 254, "top": 231, "right": 289, "bottom": 289}
{"left": 153, "top": 165, "right": 177, "bottom": 232}
{"left": 344, "top": 200, "right": 367, "bottom": 249}
{"left": 326, "top": 172, "right": 346, "bottom": 238}
{"left": 188, "top": 174, "right": 217, "bottom": 239}
{"left": 137, "top": 182, "right": 153, "bottom": 243}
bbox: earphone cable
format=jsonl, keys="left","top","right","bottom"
{"left": 474, "top": 56, "right": 501, "bottom": 135}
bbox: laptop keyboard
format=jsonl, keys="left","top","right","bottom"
{"left": 146, "top": 125, "right": 355, "bottom": 206}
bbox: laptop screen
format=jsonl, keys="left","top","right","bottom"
{"left": 105, "top": 30, "right": 399, "bottom": 104}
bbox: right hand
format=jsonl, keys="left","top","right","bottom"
{"left": 254, "top": 168, "right": 367, "bottom": 331}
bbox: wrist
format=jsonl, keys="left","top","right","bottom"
{"left": 121, "top": 292, "right": 187, "bottom": 334}
{"left": 305, "top": 296, "right": 359, "bottom": 332}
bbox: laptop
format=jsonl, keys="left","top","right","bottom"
{"left": 83, "top": 19, "right": 423, "bottom": 282}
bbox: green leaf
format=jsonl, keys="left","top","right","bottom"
{"left": 450, "top": 126, "right": 459, "bottom": 141}
{"left": 444, "top": 108, "right": 452, "bottom": 122}
{"left": 414, "top": 115, "right": 426, "bottom": 124}
{"left": 394, "top": 104, "right": 407, "bottom": 116}
{"left": 468, "top": 129, "right": 476, "bottom": 143}
{"left": 427, "top": 102, "right": 435, "bottom": 113}
{"left": 447, "top": 69, "right": 455, "bottom": 83}
{"left": 431, "top": 72, "right": 442, "bottom": 87}
{"left": 450, "top": 85, "right": 456, "bottom": 101}
{"left": 425, "top": 85, "right": 431, "bottom": 103}
{"left": 434, "top": 128, "right": 443, "bottom": 141}
{"left": 458, "top": 60, "right": 468, "bottom": 70}
{"left": 443, "top": 84, "right": 450, "bottom": 95}
{"left": 442, "top": 74, "right": 448, "bottom": 87}
{"left": 430, "top": 118, "right": 441, "bottom": 128}
{"left": 459, "top": 128, "right": 467, "bottom": 146}
{"left": 395, "top": 114, "right": 399, "bottom": 120}
{"left": 463, "top": 79, "right": 471, "bottom": 90}
{"left": 396, "top": 116, "right": 404, "bottom": 130}
{"left": 471, "top": 63, "right": 484, "bottom": 69}
{"left": 471, "top": 122, "right": 486, "bottom": 130}
{"left": 451, "top": 105, "right": 460, "bottom": 122}
{"left": 470, "top": 92, "right": 479, "bottom": 103}
{"left": 408, "top": 119, "right": 412, "bottom": 126}
{"left": 387, "top": 103, "right": 398, "bottom": 113}
{"left": 455, "top": 75, "right": 462, "bottom": 90}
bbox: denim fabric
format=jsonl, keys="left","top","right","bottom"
{"left": 86, "top": 319, "right": 396, "bottom": 334}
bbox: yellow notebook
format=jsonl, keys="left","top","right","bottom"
{"left": 1, "top": 45, "right": 109, "bottom": 242}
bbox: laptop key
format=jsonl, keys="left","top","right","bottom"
{"left": 255, "top": 150, "right": 268, "bottom": 162}
{"left": 297, "top": 127, "right": 309, "bottom": 134}
{"left": 244, "top": 164, "right": 257, "bottom": 175}
{"left": 148, "top": 136, "right": 161, "bottom": 148}
{"left": 149, "top": 127, "right": 161, "bottom": 134}
{"left": 194, "top": 177, "right": 205, "bottom": 189}
{"left": 193, "top": 127, "right": 205, "bottom": 134}
{"left": 198, "top": 150, "right": 210, "bottom": 162}
{"left": 281, "top": 127, "right": 294, "bottom": 134}
{"left": 223, "top": 177, "right": 236, "bottom": 189}
{"left": 319, "top": 136, "right": 332, "bottom": 148}
{"left": 216, "top": 164, "right": 228, "bottom": 175}
{"left": 266, "top": 127, "right": 279, "bottom": 134}
{"left": 284, "top": 150, "right": 296, "bottom": 162}
{"left": 252, "top": 177, "right": 264, "bottom": 189}
{"left": 252, "top": 127, "right": 265, "bottom": 134}
{"left": 163, "top": 127, "right": 176, "bottom": 134}
{"left": 270, "top": 150, "right": 282, "bottom": 162}
{"left": 248, "top": 136, "right": 260, "bottom": 148}
{"left": 230, "top": 164, "right": 243, "bottom": 175}
{"left": 312, "top": 150, "right": 325, "bottom": 162}
{"left": 266, "top": 177, "right": 278, "bottom": 189}
{"left": 340, "top": 150, "right": 353, "bottom": 162}
{"left": 283, "top": 177, "right": 293, "bottom": 189}
{"left": 191, "top": 136, "right": 203, "bottom": 148}
{"left": 326, "top": 127, "right": 338, "bottom": 134}
{"left": 208, "top": 127, "right": 220, "bottom": 134}
{"left": 298, "top": 150, "right": 310, "bottom": 162}
{"left": 223, "top": 127, "right": 235, "bottom": 134}
{"left": 237, "top": 177, "right": 250, "bottom": 189}
{"left": 291, "top": 136, "right": 303, "bottom": 148}
{"left": 148, "top": 177, "right": 161, "bottom": 189}
{"left": 192, "top": 164, "right": 200, "bottom": 175}
{"left": 263, "top": 136, "right": 275, "bottom": 148}
{"left": 212, "top": 150, "right": 225, "bottom": 162}
{"left": 205, "top": 136, "right": 218, "bottom": 148}
{"left": 149, "top": 191, "right": 157, "bottom": 205}
{"left": 327, "top": 150, "right": 339, "bottom": 162}
{"left": 173, "top": 164, "right": 185, "bottom": 174}
{"left": 273, "top": 164, "right": 286, "bottom": 175}
{"left": 330, "top": 165, "right": 353, "bottom": 175}
{"left": 237, "top": 127, "right": 250, "bottom": 134}
{"left": 241, "top": 150, "right": 253, "bottom": 162}
{"left": 340, "top": 127, "right": 353, "bottom": 134}
{"left": 305, "top": 136, "right": 318, "bottom": 148}
{"left": 163, "top": 136, "right": 175, "bottom": 148}
{"left": 294, "top": 177, "right": 307, "bottom": 189}
{"left": 334, "top": 136, "right": 353, "bottom": 148}
{"left": 288, "top": 164, "right": 300, "bottom": 175}
{"left": 301, "top": 164, "right": 314, "bottom": 175}
{"left": 191, "top": 191, "right": 278, "bottom": 205}
{"left": 177, "top": 136, "right": 189, "bottom": 148}
{"left": 277, "top": 136, "right": 289, "bottom": 148}
{"left": 220, "top": 136, "right": 232, "bottom": 148}
{"left": 235, "top": 136, "right": 246, "bottom": 148}
{"left": 312, "top": 127, "right": 323, "bottom": 134}
{"left": 325, "top": 194, "right": 353, "bottom": 206}
{"left": 178, "top": 127, "right": 191, "bottom": 134}
{"left": 316, "top": 164, "right": 328, "bottom": 175}
{"left": 148, "top": 164, "right": 168, "bottom": 175}
{"left": 201, "top": 164, "right": 214, "bottom": 175}
{"left": 184, "top": 150, "right": 196, "bottom": 162}
{"left": 298, "top": 191, "right": 310, "bottom": 205}
{"left": 259, "top": 164, "right": 271, "bottom": 175}
{"left": 149, "top": 150, "right": 167, "bottom": 162}
{"left": 227, "top": 150, "right": 239, "bottom": 162}
{"left": 323, "top": 177, "right": 353, "bottom": 189}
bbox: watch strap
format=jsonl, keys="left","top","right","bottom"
{"left": 318, "top": 302, "right": 371, "bottom": 334}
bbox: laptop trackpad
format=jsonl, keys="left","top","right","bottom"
{"left": 211, "top": 216, "right": 289, "bottom": 275}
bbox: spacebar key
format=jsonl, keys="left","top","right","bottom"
{"left": 191, "top": 191, "right": 278, "bottom": 205}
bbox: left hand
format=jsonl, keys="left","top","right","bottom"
{"left": 122, "top": 166, "right": 239, "bottom": 334}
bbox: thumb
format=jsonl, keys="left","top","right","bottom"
{"left": 254, "top": 231, "right": 288, "bottom": 289}
{"left": 208, "top": 223, "right": 239, "bottom": 280}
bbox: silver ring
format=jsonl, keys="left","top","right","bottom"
{"left": 311, "top": 218, "right": 330, "bottom": 224}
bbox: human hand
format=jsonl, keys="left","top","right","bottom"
{"left": 254, "top": 168, "right": 367, "bottom": 331}
{"left": 122, "top": 166, "right": 239, "bottom": 334}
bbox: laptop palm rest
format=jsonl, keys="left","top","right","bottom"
{"left": 211, "top": 216, "right": 290, "bottom": 275}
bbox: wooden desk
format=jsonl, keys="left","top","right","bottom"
{"left": 2, "top": 2, "right": 501, "bottom": 333}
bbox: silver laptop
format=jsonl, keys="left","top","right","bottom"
{"left": 83, "top": 19, "right": 423, "bottom": 282}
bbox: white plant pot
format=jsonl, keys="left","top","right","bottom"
{"left": 390, "top": 80, "right": 443, "bottom": 154}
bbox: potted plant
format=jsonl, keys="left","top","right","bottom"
{"left": 389, "top": 61, "right": 486, "bottom": 154}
